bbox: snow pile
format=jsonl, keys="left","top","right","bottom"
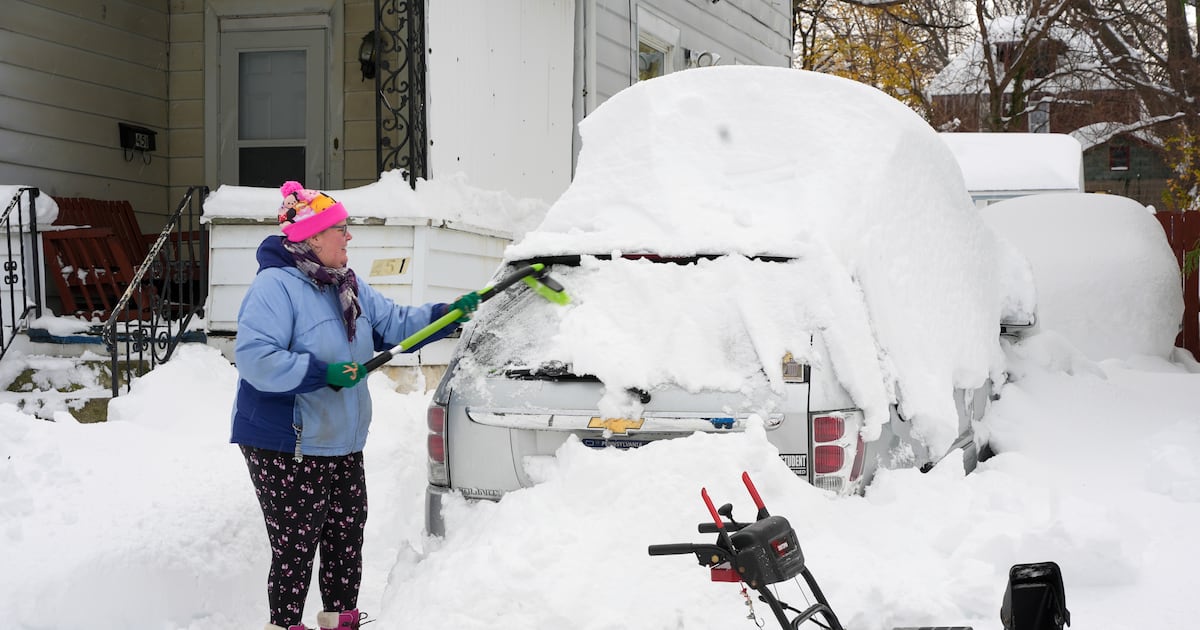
{"left": 505, "top": 66, "right": 1010, "bottom": 453}
{"left": 0, "top": 185, "right": 58, "bottom": 225}
{"left": 10, "top": 341, "right": 1199, "bottom": 629}
{"left": 982, "top": 193, "right": 1183, "bottom": 361}
{"left": 202, "top": 169, "right": 547, "bottom": 240}
{"left": 459, "top": 252, "right": 892, "bottom": 428}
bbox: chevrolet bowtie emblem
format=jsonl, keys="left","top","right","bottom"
{"left": 588, "top": 417, "right": 644, "bottom": 435}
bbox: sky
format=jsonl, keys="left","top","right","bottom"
{"left": 1, "top": 66, "right": 1198, "bottom": 630}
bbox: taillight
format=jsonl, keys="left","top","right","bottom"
{"left": 813, "top": 476, "right": 843, "bottom": 492}
{"left": 849, "top": 433, "right": 866, "bottom": 481}
{"left": 427, "top": 434, "right": 445, "bottom": 462}
{"left": 427, "top": 404, "right": 449, "bottom": 486}
{"left": 809, "top": 408, "right": 864, "bottom": 493}
{"left": 814, "top": 445, "right": 844, "bottom": 473}
{"left": 813, "top": 415, "right": 844, "bottom": 443}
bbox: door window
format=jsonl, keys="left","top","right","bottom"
{"left": 219, "top": 29, "right": 326, "bottom": 188}
{"left": 238, "top": 50, "right": 307, "bottom": 186}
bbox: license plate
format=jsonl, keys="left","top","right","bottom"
{"left": 582, "top": 437, "right": 650, "bottom": 450}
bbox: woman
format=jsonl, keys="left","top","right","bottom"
{"left": 231, "top": 181, "right": 478, "bottom": 630}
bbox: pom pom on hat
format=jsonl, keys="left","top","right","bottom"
{"left": 277, "top": 180, "right": 349, "bottom": 242}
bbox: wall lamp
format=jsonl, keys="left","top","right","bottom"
{"left": 358, "top": 30, "right": 377, "bottom": 81}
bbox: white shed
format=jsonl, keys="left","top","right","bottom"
{"left": 940, "top": 133, "right": 1085, "bottom": 207}
{"left": 202, "top": 172, "right": 545, "bottom": 382}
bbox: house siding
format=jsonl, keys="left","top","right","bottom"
{"left": 1048, "top": 89, "right": 1139, "bottom": 133}
{"left": 3, "top": 0, "right": 793, "bottom": 216}
{"left": 426, "top": 0, "right": 576, "bottom": 204}
{"left": 1083, "top": 139, "right": 1171, "bottom": 209}
{"left": 592, "top": 0, "right": 791, "bottom": 105}
{"left": 594, "top": 2, "right": 634, "bottom": 101}
{"left": 342, "top": 0, "right": 375, "bottom": 189}
{"left": 0, "top": 0, "right": 170, "bottom": 227}
{"left": 932, "top": 89, "right": 1139, "bottom": 134}
{"left": 167, "top": 2, "right": 206, "bottom": 205}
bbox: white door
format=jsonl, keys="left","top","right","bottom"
{"left": 219, "top": 29, "right": 327, "bottom": 188}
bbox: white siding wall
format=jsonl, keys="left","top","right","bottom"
{"left": 417, "top": 227, "right": 510, "bottom": 364}
{"left": 424, "top": 0, "right": 789, "bottom": 207}
{"left": 590, "top": 0, "right": 792, "bottom": 106}
{"left": 0, "top": 0, "right": 171, "bottom": 225}
{"left": 426, "top": 0, "right": 576, "bottom": 206}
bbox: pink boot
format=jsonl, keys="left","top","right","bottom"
{"left": 265, "top": 624, "right": 309, "bottom": 630}
{"left": 316, "top": 609, "right": 368, "bottom": 630}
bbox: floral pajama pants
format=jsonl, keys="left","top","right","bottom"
{"left": 241, "top": 445, "right": 367, "bottom": 627}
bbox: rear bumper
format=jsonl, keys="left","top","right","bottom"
{"left": 425, "top": 484, "right": 507, "bottom": 536}
{"left": 424, "top": 484, "right": 452, "bottom": 537}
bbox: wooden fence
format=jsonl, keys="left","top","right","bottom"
{"left": 1155, "top": 211, "right": 1200, "bottom": 358}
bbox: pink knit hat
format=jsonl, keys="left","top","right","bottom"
{"left": 276, "top": 181, "right": 349, "bottom": 242}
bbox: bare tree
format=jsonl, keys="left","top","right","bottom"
{"left": 1068, "top": 1, "right": 1200, "bottom": 130}
{"left": 1065, "top": 1, "right": 1200, "bottom": 208}
{"left": 794, "top": 0, "right": 839, "bottom": 72}
{"left": 793, "top": 0, "right": 974, "bottom": 118}
{"left": 926, "top": 1, "right": 1124, "bottom": 132}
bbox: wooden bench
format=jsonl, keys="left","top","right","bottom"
{"left": 45, "top": 196, "right": 208, "bottom": 322}
{"left": 45, "top": 198, "right": 161, "bottom": 321}
{"left": 41, "top": 227, "right": 155, "bottom": 321}
{"left": 53, "top": 197, "right": 155, "bottom": 266}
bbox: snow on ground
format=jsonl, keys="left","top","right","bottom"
{"left": 1, "top": 66, "right": 1196, "bottom": 630}
{"left": 1, "top": 338, "right": 1198, "bottom": 630}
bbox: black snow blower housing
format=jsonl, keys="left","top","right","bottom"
{"left": 1001, "top": 561, "right": 1070, "bottom": 630}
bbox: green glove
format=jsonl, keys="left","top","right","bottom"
{"left": 450, "top": 292, "right": 481, "bottom": 323}
{"left": 326, "top": 361, "right": 364, "bottom": 388}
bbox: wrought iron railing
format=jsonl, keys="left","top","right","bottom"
{"left": 0, "top": 187, "right": 43, "bottom": 362}
{"left": 373, "top": 0, "right": 428, "bottom": 187}
{"left": 102, "top": 186, "right": 209, "bottom": 397}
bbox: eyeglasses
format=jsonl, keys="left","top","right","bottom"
{"left": 328, "top": 224, "right": 350, "bottom": 235}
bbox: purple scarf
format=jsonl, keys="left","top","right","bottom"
{"left": 282, "top": 239, "right": 362, "bottom": 341}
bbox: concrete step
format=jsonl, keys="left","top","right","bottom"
{"left": 0, "top": 353, "right": 148, "bottom": 421}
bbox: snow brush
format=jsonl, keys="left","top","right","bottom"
{"left": 332, "top": 263, "right": 569, "bottom": 388}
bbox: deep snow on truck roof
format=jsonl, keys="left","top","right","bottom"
{"left": 498, "top": 66, "right": 1029, "bottom": 453}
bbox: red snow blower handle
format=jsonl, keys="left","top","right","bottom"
{"left": 742, "top": 471, "right": 770, "bottom": 520}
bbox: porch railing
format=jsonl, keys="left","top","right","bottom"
{"left": 373, "top": 0, "right": 428, "bottom": 187}
{"left": 102, "top": 186, "right": 209, "bottom": 397}
{"left": 0, "top": 187, "right": 43, "bottom": 362}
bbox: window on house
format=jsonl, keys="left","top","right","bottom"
{"left": 1032, "top": 40, "right": 1062, "bottom": 78}
{"left": 1028, "top": 99, "right": 1050, "bottom": 133}
{"left": 996, "top": 42, "right": 1016, "bottom": 71}
{"left": 1109, "top": 145, "right": 1130, "bottom": 171}
{"left": 637, "top": 7, "right": 678, "bottom": 82}
{"left": 638, "top": 42, "right": 666, "bottom": 81}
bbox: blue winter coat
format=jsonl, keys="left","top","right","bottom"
{"left": 230, "top": 236, "right": 452, "bottom": 456}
